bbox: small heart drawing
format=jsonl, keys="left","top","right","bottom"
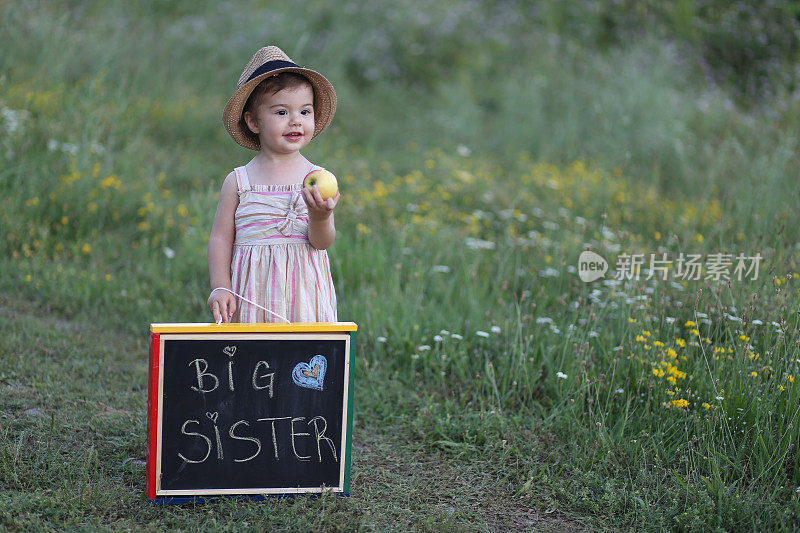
{"left": 302, "top": 364, "right": 320, "bottom": 379}
{"left": 223, "top": 346, "right": 236, "bottom": 357}
{"left": 292, "top": 355, "right": 327, "bottom": 391}
{"left": 206, "top": 412, "right": 218, "bottom": 424}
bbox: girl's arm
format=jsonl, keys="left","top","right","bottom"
{"left": 302, "top": 186, "right": 339, "bottom": 250}
{"left": 207, "top": 171, "right": 239, "bottom": 323}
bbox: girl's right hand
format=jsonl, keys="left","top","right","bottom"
{"left": 207, "top": 289, "right": 237, "bottom": 324}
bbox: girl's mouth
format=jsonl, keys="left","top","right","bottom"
{"left": 284, "top": 132, "right": 303, "bottom": 140}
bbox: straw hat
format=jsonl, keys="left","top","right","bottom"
{"left": 223, "top": 46, "right": 337, "bottom": 151}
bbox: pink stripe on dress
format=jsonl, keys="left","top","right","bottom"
{"left": 237, "top": 218, "right": 308, "bottom": 231}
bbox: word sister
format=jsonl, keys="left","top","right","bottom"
{"left": 178, "top": 415, "right": 337, "bottom": 465}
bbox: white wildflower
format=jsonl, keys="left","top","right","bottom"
{"left": 433, "top": 335, "right": 443, "bottom": 342}
{"left": 431, "top": 265, "right": 451, "bottom": 273}
{"left": 490, "top": 326, "right": 501, "bottom": 334}
{"left": 465, "top": 237, "right": 496, "bottom": 250}
{"left": 451, "top": 333, "right": 463, "bottom": 340}
{"left": 163, "top": 247, "right": 175, "bottom": 259}
{"left": 556, "top": 371, "right": 568, "bottom": 379}
{"left": 418, "top": 345, "right": 431, "bottom": 351}
{"left": 376, "top": 337, "right": 387, "bottom": 343}
{"left": 476, "top": 331, "right": 490, "bottom": 338}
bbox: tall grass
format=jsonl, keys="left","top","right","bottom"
{"left": 2, "top": 0, "right": 799, "bottom": 529}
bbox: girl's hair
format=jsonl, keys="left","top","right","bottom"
{"left": 240, "top": 72, "right": 315, "bottom": 146}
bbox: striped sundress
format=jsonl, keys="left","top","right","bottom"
{"left": 230, "top": 165, "right": 337, "bottom": 323}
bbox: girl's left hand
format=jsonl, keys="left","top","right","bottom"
{"left": 302, "top": 185, "right": 339, "bottom": 220}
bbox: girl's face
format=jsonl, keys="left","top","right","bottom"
{"left": 244, "top": 83, "right": 315, "bottom": 156}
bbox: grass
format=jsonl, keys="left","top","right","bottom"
{"left": 0, "top": 295, "right": 581, "bottom": 531}
{"left": 1, "top": 0, "right": 800, "bottom": 530}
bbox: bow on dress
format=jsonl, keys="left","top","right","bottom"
{"left": 277, "top": 191, "right": 305, "bottom": 237}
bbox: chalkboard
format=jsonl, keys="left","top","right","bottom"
{"left": 146, "top": 322, "right": 357, "bottom": 502}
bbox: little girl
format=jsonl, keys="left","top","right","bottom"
{"left": 207, "top": 45, "right": 339, "bottom": 324}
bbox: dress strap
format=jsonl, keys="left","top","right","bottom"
{"left": 234, "top": 166, "right": 252, "bottom": 193}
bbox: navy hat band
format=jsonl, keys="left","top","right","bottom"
{"left": 245, "top": 60, "right": 300, "bottom": 83}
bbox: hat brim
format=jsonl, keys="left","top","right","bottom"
{"left": 223, "top": 67, "right": 336, "bottom": 151}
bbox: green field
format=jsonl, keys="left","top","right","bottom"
{"left": 2, "top": 1, "right": 799, "bottom": 530}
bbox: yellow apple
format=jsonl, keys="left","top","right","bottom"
{"left": 303, "top": 169, "right": 338, "bottom": 200}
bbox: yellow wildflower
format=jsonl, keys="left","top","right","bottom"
{"left": 676, "top": 338, "right": 686, "bottom": 348}
{"left": 750, "top": 371, "right": 758, "bottom": 378}
{"left": 685, "top": 320, "right": 696, "bottom": 327}
{"left": 670, "top": 398, "right": 689, "bottom": 408}
{"left": 702, "top": 402, "right": 711, "bottom": 409}
{"left": 81, "top": 243, "right": 91, "bottom": 255}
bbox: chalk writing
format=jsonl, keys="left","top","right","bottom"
{"left": 157, "top": 335, "right": 351, "bottom": 493}
{"left": 292, "top": 355, "right": 327, "bottom": 391}
{"left": 189, "top": 358, "right": 218, "bottom": 393}
{"left": 251, "top": 360, "right": 275, "bottom": 398}
{"left": 177, "top": 419, "right": 211, "bottom": 464}
{"left": 229, "top": 420, "right": 261, "bottom": 463}
{"left": 189, "top": 355, "right": 275, "bottom": 396}
{"left": 177, "top": 415, "right": 337, "bottom": 464}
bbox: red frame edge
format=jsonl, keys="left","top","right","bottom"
{"left": 146, "top": 330, "right": 161, "bottom": 500}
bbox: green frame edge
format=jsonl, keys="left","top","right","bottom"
{"left": 343, "top": 331, "right": 356, "bottom": 493}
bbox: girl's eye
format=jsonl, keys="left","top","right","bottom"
{"left": 276, "top": 110, "right": 287, "bottom": 115}
{"left": 301, "top": 109, "right": 312, "bottom": 115}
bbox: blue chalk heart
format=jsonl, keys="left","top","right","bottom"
{"left": 292, "top": 355, "right": 327, "bottom": 391}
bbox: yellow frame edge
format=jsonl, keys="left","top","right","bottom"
{"left": 150, "top": 322, "right": 357, "bottom": 333}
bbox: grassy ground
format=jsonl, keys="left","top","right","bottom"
{"left": 0, "top": 295, "right": 585, "bottom": 531}
{"left": 2, "top": 1, "right": 800, "bottom": 531}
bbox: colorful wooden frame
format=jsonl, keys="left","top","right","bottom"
{"left": 146, "top": 322, "right": 357, "bottom": 503}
